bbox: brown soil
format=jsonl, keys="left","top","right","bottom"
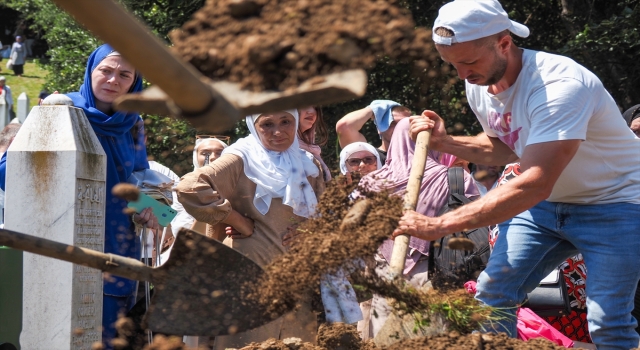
{"left": 316, "top": 323, "right": 372, "bottom": 350}
{"left": 108, "top": 325, "right": 597, "bottom": 350}
{"left": 237, "top": 326, "right": 581, "bottom": 350}
{"left": 250, "top": 177, "right": 403, "bottom": 316}
{"left": 170, "top": 0, "right": 437, "bottom": 91}
{"left": 250, "top": 178, "right": 489, "bottom": 333}
{"left": 112, "top": 183, "right": 140, "bottom": 201}
{"left": 109, "top": 179, "right": 604, "bottom": 350}
{"left": 383, "top": 332, "right": 576, "bottom": 350}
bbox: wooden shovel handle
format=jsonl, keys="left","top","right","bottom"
{"left": 51, "top": 0, "right": 214, "bottom": 115}
{"left": 388, "top": 130, "right": 431, "bottom": 279}
{"left": 0, "top": 228, "right": 159, "bottom": 283}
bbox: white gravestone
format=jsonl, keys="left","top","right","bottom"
{"left": 0, "top": 90, "right": 6, "bottom": 130}
{"left": 4, "top": 94, "right": 107, "bottom": 350}
{"left": 16, "top": 92, "right": 29, "bottom": 123}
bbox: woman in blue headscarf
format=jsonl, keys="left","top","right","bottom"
{"left": 67, "top": 43, "right": 158, "bottom": 346}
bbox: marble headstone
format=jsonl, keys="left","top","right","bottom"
{"left": 16, "top": 92, "right": 29, "bottom": 123}
{"left": 0, "top": 89, "right": 6, "bottom": 129}
{"left": 4, "top": 94, "right": 107, "bottom": 349}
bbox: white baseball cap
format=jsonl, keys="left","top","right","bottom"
{"left": 432, "top": 0, "right": 530, "bottom": 45}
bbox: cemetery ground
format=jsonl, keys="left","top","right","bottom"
{"left": 1, "top": 59, "right": 47, "bottom": 105}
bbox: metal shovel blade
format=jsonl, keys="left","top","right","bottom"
{"left": 114, "top": 69, "right": 368, "bottom": 133}
{"left": 51, "top": 0, "right": 368, "bottom": 133}
{"left": 145, "top": 229, "right": 282, "bottom": 336}
{"left": 0, "top": 228, "right": 286, "bottom": 337}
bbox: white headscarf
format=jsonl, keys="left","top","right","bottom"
{"left": 193, "top": 138, "right": 228, "bottom": 169}
{"left": 222, "top": 109, "right": 319, "bottom": 218}
{"left": 339, "top": 142, "right": 383, "bottom": 175}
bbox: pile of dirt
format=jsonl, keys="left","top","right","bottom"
{"left": 384, "top": 332, "right": 578, "bottom": 350}
{"left": 249, "top": 178, "right": 403, "bottom": 316}
{"left": 316, "top": 323, "right": 374, "bottom": 350}
{"left": 238, "top": 323, "right": 376, "bottom": 350}
{"left": 170, "top": 0, "right": 438, "bottom": 91}
{"left": 239, "top": 337, "right": 322, "bottom": 350}
{"left": 236, "top": 327, "right": 580, "bottom": 350}
{"left": 106, "top": 329, "right": 603, "bottom": 350}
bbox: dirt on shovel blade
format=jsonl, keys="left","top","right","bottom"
{"left": 170, "top": 0, "right": 437, "bottom": 91}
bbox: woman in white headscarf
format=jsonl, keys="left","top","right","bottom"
{"left": 339, "top": 142, "right": 383, "bottom": 185}
{"left": 185, "top": 137, "right": 230, "bottom": 242}
{"left": 177, "top": 110, "right": 325, "bottom": 349}
{"left": 192, "top": 137, "right": 228, "bottom": 169}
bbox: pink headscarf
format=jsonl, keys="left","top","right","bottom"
{"left": 298, "top": 121, "right": 332, "bottom": 182}
{"left": 359, "top": 118, "right": 479, "bottom": 274}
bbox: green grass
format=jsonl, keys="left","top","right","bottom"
{"left": 1, "top": 59, "right": 48, "bottom": 107}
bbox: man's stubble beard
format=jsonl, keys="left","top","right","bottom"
{"left": 478, "top": 53, "right": 508, "bottom": 86}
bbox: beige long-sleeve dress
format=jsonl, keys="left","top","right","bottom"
{"left": 177, "top": 153, "right": 325, "bottom": 349}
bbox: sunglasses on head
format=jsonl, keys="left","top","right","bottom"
{"left": 195, "top": 135, "right": 231, "bottom": 145}
{"left": 346, "top": 156, "right": 377, "bottom": 167}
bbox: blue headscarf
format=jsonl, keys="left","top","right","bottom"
{"left": 68, "top": 44, "right": 149, "bottom": 296}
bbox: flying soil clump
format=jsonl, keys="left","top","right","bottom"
{"left": 250, "top": 178, "right": 403, "bottom": 316}
{"left": 170, "top": 0, "right": 437, "bottom": 91}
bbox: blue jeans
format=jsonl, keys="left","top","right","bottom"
{"left": 476, "top": 200, "right": 640, "bottom": 350}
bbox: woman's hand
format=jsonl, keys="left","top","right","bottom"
{"left": 282, "top": 225, "right": 301, "bottom": 247}
{"left": 223, "top": 210, "right": 254, "bottom": 239}
{"left": 409, "top": 111, "right": 448, "bottom": 150}
{"left": 225, "top": 225, "right": 252, "bottom": 239}
{"left": 133, "top": 207, "right": 160, "bottom": 231}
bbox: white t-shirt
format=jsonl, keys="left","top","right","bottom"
{"left": 467, "top": 49, "right": 640, "bottom": 204}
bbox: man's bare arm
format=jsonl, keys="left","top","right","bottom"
{"left": 440, "top": 133, "right": 519, "bottom": 166}
{"left": 394, "top": 139, "right": 581, "bottom": 241}
{"left": 336, "top": 107, "right": 372, "bottom": 148}
{"left": 410, "top": 112, "right": 518, "bottom": 165}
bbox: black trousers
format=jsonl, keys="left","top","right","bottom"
{"left": 12, "top": 64, "right": 23, "bottom": 75}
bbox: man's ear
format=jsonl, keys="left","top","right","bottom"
{"left": 497, "top": 34, "right": 512, "bottom": 54}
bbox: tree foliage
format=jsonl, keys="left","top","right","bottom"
{"left": 1, "top": 0, "right": 638, "bottom": 174}
{"left": 0, "top": 0, "right": 205, "bottom": 175}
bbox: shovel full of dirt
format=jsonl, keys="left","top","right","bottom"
{"left": 0, "top": 227, "right": 283, "bottom": 337}
{"left": 49, "top": 0, "right": 380, "bottom": 132}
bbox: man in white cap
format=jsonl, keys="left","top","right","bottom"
{"left": 394, "top": 0, "right": 640, "bottom": 348}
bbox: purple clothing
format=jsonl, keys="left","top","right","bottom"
{"left": 359, "top": 118, "right": 479, "bottom": 274}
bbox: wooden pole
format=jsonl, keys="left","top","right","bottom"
{"left": 388, "top": 130, "right": 431, "bottom": 279}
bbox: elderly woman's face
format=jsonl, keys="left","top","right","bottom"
{"left": 298, "top": 106, "right": 317, "bottom": 133}
{"left": 346, "top": 150, "right": 378, "bottom": 175}
{"left": 197, "top": 140, "right": 226, "bottom": 166}
{"left": 254, "top": 112, "right": 297, "bottom": 152}
{"left": 91, "top": 55, "right": 135, "bottom": 107}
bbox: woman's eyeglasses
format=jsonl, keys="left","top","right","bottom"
{"left": 195, "top": 135, "right": 231, "bottom": 145}
{"left": 346, "top": 156, "right": 377, "bottom": 167}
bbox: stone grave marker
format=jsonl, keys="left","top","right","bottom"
{"left": 4, "top": 94, "right": 107, "bottom": 349}
{"left": 16, "top": 92, "right": 29, "bottom": 123}
{"left": 0, "top": 90, "right": 6, "bottom": 130}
